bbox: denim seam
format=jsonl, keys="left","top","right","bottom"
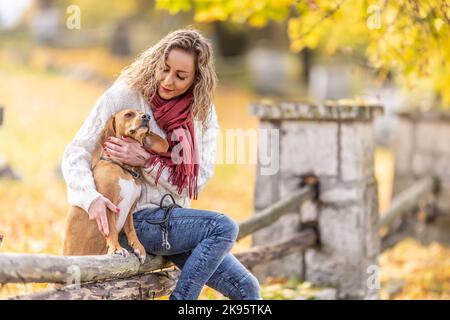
{"left": 204, "top": 216, "right": 217, "bottom": 239}
{"left": 214, "top": 270, "right": 247, "bottom": 299}
{"left": 236, "top": 273, "right": 252, "bottom": 299}
{"left": 209, "top": 235, "right": 237, "bottom": 243}
{"left": 175, "top": 217, "right": 214, "bottom": 299}
{"left": 177, "top": 215, "right": 219, "bottom": 298}
{"left": 179, "top": 239, "right": 212, "bottom": 299}
{"left": 208, "top": 214, "right": 227, "bottom": 237}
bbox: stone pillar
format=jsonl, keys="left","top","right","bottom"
{"left": 390, "top": 112, "right": 450, "bottom": 244}
{"left": 249, "top": 101, "right": 383, "bottom": 299}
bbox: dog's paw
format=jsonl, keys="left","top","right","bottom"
{"left": 130, "top": 241, "right": 146, "bottom": 264}
{"left": 132, "top": 246, "right": 147, "bottom": 264}
{"left": 108, "top": 246, "right": 129, "bottom": 257}
{"left": 116, "top": 247, "right": 130, "bottom": 257}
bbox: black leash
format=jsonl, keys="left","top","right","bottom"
{"left": 145, "top": 193, "right": 181, "bottom": 250}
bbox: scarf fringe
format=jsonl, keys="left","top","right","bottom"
{"left": 147, "top": 154, "right": 198, "bottom": 200}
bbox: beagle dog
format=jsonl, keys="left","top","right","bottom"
{"left": 62, "top": 109, "right": 169, "bottom": 263}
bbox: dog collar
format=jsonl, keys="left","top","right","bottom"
{"left": 100, "top": 156, "right": 141, "bottom": 179}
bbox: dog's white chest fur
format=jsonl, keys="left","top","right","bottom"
{"left": 116, "top": 178, "right": 141, "bottom": 232}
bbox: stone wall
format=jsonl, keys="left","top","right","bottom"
{"left": 249, "top": 100, "right": 383, "bottom": 299}
{"left": 390, "top": 112, "right": 450, "bottom": 244}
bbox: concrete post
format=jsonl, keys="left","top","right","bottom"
{"left": 390, "top": 112, "right": 450, "bottom": 244}
{"left": 249, "top": 100, "right": 383, "bottom": 299}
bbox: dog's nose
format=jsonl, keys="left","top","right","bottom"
{"left": 141, "top": 114, "right": 151, "bottom": 121}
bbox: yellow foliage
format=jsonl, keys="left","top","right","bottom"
{"left": 155, "top": 0, "right": 191, "bottom": 14}
{"left": 194, "top": 5, "right": 228, "bottom": 23}
{"left": 156, "top": 0, "right": 450, "bottom": 107}
{"left": 380, "top": 239, "right": 450, "bottom": 299}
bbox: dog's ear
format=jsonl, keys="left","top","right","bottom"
{"left": 100, "top": 115, "right": 117, "bottom": 144}
{"left": 144, "top": 132, "right": 170, "bottom": 154}
{"left": 92, "top": 115, "right": 116, "bottom": 169}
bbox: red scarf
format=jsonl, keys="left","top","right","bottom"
{"left": 144, "top": 88, "right": 199, "bottom": 200}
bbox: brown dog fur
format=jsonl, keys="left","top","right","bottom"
{"left": 62, "top": 109, "right": 169, "bottom": 263}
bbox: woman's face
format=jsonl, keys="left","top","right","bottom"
{"left": 157, "top": 48, "right": 196, "bottom": 100}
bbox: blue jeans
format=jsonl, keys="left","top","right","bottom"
{"left": 130, "top": 207, "right": 262, "bottom": 300}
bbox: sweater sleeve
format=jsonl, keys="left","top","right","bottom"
{"left": 142, "top": 104, "right": 220, "bottom": 197}
{"left": 61, "top": 91, "right": 117, "bottom": 213}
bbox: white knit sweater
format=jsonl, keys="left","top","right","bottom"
{"left": 61, "top": 79, "right": 220, "bottom": 214}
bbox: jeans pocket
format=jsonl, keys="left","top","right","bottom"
{"left": 138, "top": 220, "right": 164, "bottom": 254}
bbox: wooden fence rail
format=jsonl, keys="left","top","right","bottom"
{"left": 234, "top": 229, "right": 318, "bottom": 269}
{"left": 237, "top": 185, "right": 314, "bottom": 240}
{"left": 7, "top": 228, "right": 319, "bottom": 300}
{"left": 3, "top": 232, "right": 319, "bottom": 300}
{"left": 379, "top": 175, "right": 439, "bottom": 252}
{"left": 0, "top": 253, "right": 169, "bottom": 284}
{"left": 379, "top": 175, "right": 438, "bottom": 229}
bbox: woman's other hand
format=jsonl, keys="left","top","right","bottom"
{"left": 104, "top": 136, "right": 151, "bottom": 167}
{"left": 88, "top": 195, "right": 121, "bottom": 237}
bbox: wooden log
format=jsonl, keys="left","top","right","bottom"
{"left": 379, "top": 176, "right": 437, "bottom": 229}
{"left": 0, "top": 252, "right": 171, "bottom": 284}
{"left": 6, "top": 229, "right": 318, "bottom": 300}
{"left": 235, "top": 228, "right": 318, "bottom": 269}
{"left": 237, "top": 186, "right": 313, "bottom": 240}
{"left": 0, "top": 227, "right": 318, "bottom": 286}
{"left": 381, "top": 223, "right": 414, "bottom": 253}
{"left": 9, "top": 269, "right": 180, "bottom": 300}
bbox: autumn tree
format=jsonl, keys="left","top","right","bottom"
{"left": 155, "top": 0, "right": 450, "bottom": 107}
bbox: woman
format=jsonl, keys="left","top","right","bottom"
{"left": 61, "top": 28, "right": 262, "bottom": 300}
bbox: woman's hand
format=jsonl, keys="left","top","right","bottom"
{"left": 104, "top": 136, "right": 151, "bottom": 167}
{"left": 88, "top": 195, "right": 121, "bottom": 237}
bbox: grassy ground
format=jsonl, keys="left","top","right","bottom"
{"left": 0, "top": 48, "right": 449, "bottom": 299}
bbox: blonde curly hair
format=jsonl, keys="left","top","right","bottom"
{"left": 118, "top": 28, "right": 218, "bottom": 132}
